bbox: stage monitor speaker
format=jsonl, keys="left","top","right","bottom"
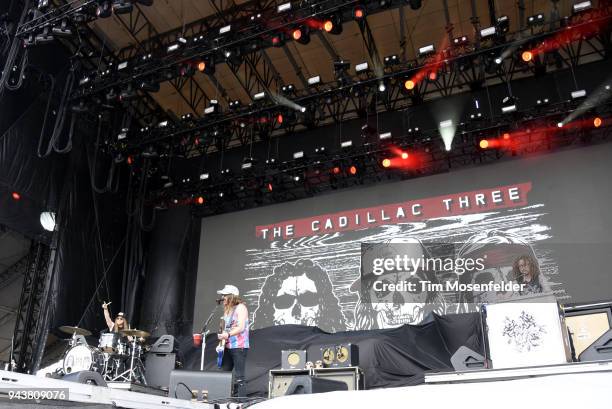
{"left": 145, "top": 352, "right": 176, "bottom": 389}
{"left": 285, "top": 375, "right": 348, "bottom": 395}
{"left": 62, "top": 370, "right": 107, "bottom": 387}
{"left": 150, "top": 335, "right": 175, "bottom": 353}
{"left": 281, "top": 350, "right": 307, "bottom": 370}
{"left": 451, "top": 346, "right": 487, "bottom": 371}
{"left": 318, "top": 344, "right": 358, "bottom": 367}
{"left": 314, "top": 367, "right": 364, "bottom": 390}
{"left": 565, "top": 306, "right": 612, "bottom": 358}
{"left": 578, "top": 329, "right": 612, "bottom": 362}
{"left": 169, "top": 370, "right": 232, "bottom": 401}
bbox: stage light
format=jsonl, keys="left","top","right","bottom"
{"left": 271, "top": 32, "right": 286, "bottom": 47}
{"left": 117, "top": 128, "right": 129, "bottom": 140}
{"left": 378, "top": 81, "right": 386, "bottom": 92}
{"left": 480, "top": 26, "right": 496, "bottom": 38}
{"left": 355, "top": 62, "right": 369, "bottom": 73}
{"left": 219, "top": 24, "right": 231, "bottom": 35}
{"left": 332, "top": 166, "right": 341, "bottom": 174}
{"left": 527, "top": 13, "right": 544, "bottom": 27}
{"left": 353, "top": 5, "right": 366, "bottom": 19}
{"left": 167, "top": 37, "right": 187, "bottom": 53}
{"left": 404, "top": 79, "right": 415, "bottom": 90}
{"left": 502, "top": 104, "right": 517, "bottom": 113}
{"left": 334, "top": 60, "right": 350, "bottom": 73}
{"left": 439, "top": 119, "right": 456, "bottom": 151}
{"left": 341, "top": 140, "right": 353, "bottom": 148}
{"left": 384, "top": 55, "right": 399, "bottom": 66}
{"left": 293, "top": 151, "right": 304, "bottom": 159}
{"left": 494, "top": 57, "right": 503, "bottom": 64}
{"left": 323, "top": 14, "right": 342, "bottom": 35}
{"left": 521, "top": 51, "right": 533, "bottom": 62}
{"left": 195, "top": 196, "right": 205, "bottom": 205}
{"left": 277, "top": 2, "right": 291, "bottom": 13}
{"left": 199, "top": 173, "right": 210, "bottom": 180}
{"left": 571, "top": 89, "right": 586, "bottom": 99}
{"left": 38, "top": 0, "right": 49, "bottom": 9}
{"left": 572, "top": 1, "right": 592, "bottom": 14}
{"left": 79, "top": 76, "right": 91, "bottom": 86}
{"left": 502, "top": 132, "right": 510, "bottom": 140}
{"left": 408, "top": 0, "right": 422, "bottom": 10}
{"left": 40, "top": 211, "right": 56, "bottom": 231}
{"left": 112, "top": 1, "right": 133, "bottom": 14}
{"left": 349, "top": 165, "right": 357, "bottom": 175}
{"left": 536, "top": 98, "right": 550, "bottom": 105}
{"left": 35, "top": 27, "right": 54, "bottom": 44}
{"left": 594, "top": 117, "right": 602, "bottom": 128}
{"left": 479, "top": 139, "right": 489, "bottom": 149}
{"left": 229, "top": 100, "right": 241, "bottom": 109}
{"left": 292, "top": 26, "right": 310, "bottom": 44}
{"left": 418, "top": 44, "right": 435, "bottom": 57}
{"left": 158, "top": 120, "right": 169, "bottom": 128}
{"left": 401, "top": 152, "right": 409, "bottom": 160}
{"left": 496, "top": 15, "right": 509, "bottom": 34}
{"left": 197, "top": 61, "right": 206, "bottom": 72}
{"left": 96, "top": 1, "right": 112, "bottom": 18}
{"left": 126, "top": 155, "right": 134, "bottom": 165}
{"left": 501, "top": 96, "right": 518, "bottom": 113}
{"left": 382, "top": 158, "right": 391, "bottom": 168}
{"left": 253, "top": 91, "right": 266, "bottom": 100}
{"left": 11, "top": 192, "right": 20, "bottom": 200}
{"left": 379, "top": 132, "right": 392, "bottom": 140}
{"left": 281, "top": 84, "right": 295, "bottom": 94}
{"left": 428, "top": 71, "right": 437, "bottom": 81}
{"left": 276, "top": 113, "right": 284, "bottom": 124}
{"left": 293, "top": 175, "right": 301, "bottom": 182}
{"left": 51, "top": 19, "right": 72, "bottom": 37}
{"left": 307, "top": 75, "right": 321, "bottom": 86}
{"left": 267, "top": 183, "right": 273, "bottom": 192}
{"left": 453, "top": 35, "right": 469, "bottom": 46}
{"left": 557, "top": 122, "right": 564, "bottom": 128}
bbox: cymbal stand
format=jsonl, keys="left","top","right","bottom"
{"left": 113, "top": 338, "right": 147, "bottom": 385}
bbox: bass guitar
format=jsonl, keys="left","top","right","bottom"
{"left": 216, "top": 318, "right": 226, "bottom": 368}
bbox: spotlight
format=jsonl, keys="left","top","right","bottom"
{"left": 479, "top": 139, "right": 489, "bottom": 149}
{"left": 428, "top": 71, "right": 437, "bottom": 81}
{"left": 536, "top": 98, "right": 550, "bottom": 105}
{"left": 204, "top": 100, "right": 220, "bottom": 115}
{"left": 277, "top": 2, "right": 291, "bottom": 13}
{"left": 323, "top": 14, "right": 342, "bottom": 34}
{"left": 12, "top": 192, "right": 21, "bottom": 200}
{"left": 378, "top": 81, "right": 386, "bottom": 92}
{"left": 408, "top": 0, "right": 422, "bottom": 10}
{"left": 382, "top": 158, "right": 391, "bottom": 168}
{"left": 219, "top": 24, "right": 231, "bottom": 35}
{"left": 349, "top": 165, "right": 358, "bottom": 175}
{"left": 112, "top": 1, "right": 133, "bottom": 14}
{"left": 271, "top": 32, "right": 286, "bottom": 47}
{"left": 51, "top": 19, "right": 72, "bottom": 37}
{"left": 167, "top": 37, "right": 187, "bottom": 53}
{"left": 195, "top": 196, "right": 205, "bottom": 205}
{"left": 228, "top": 100, "right": 241, "bottom": 110}
{"left": 557, "top": 122, "right": 564, "bottom": 128}
{"left": 196, "top": 59, "right": 215, "bottom": 74}
{"left": 572, "top": 1, "right": 592, "bottom": 14}
{"left": 404, "top": 79, "right": 415, "bottom": 91}
{"left": 593, "top": 117, "right": 602, "bottom": 128}
{"left": 307, "top": 75, "right": 321, "bottom": 86}
{"left": 281, "top": 84, "right": 295, "bottom": 94}
{"left": 379, "top": 132, "right": 392, "bottom": 140}
{"left": 501, "top": 97, "right": 517, "bottom": 113}
{"left": 353, "top": 5, "right": 366, "bottom": 19}
{"left": 341, "top": 140, "right": 353, "bottom": 148}
{"left": 401, "top": 151, "right": 409, "bottom": 160}
{"left": 418, "top": 44, "right": 435, "bottom": 57}
{"left": 496, "top": 15, "right": 509, "bottom": 34}
{"left": 494, "top": 57, "right": 503, "bottom": 64}
{"left": 527, "top": 13, "right": 545, "bottom": 27}
{"left": 355, "top": 62, "right": 369, "bottom": 73}
{"left": 96, "top": 1, "right": 112, "bottom": 18}
{"left": 480, "top": 26, "right": 496, "bottom": 38}
{"left": 38, "top": 0, "right": 49, "bottom": 9}
{"left": 334, "top": 60, "right": 350, "bottom": 72}
{"left": 254, "top": 91, "right": 266, "bottom": 101}
{"left": 40, "top": 211, "right": 56, "bottom": 231}
{"left": 384, "top": 54, "right": 399, "bottom": 66}
{"left": 292, "top": 26, "right": 310, "bottom": 44}
{"left": 453, "top": 35, "right": 469, "bottom": 46}
{"left": 571, "top": 89, "right": 586, "bottom": 99}
{"left": 521, "top": 50, "right": 533, "bottom": 62}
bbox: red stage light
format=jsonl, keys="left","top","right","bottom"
{"left": 401, "top": 152, "right": 409, "bottom": 160}
{"left": 267, "top": 183, "right": 273, "bottom": 192}
{"left": 196, "top": 196, "right": 205, "bottom": 205}
{"left": 502, "top": 132, "right": 510, "bottom": 140}
{"left": 127, "top": 156, "right": 133, "bottom": 165}
{"left": 349, "top": 166, "right": 357, "bottom": 175}
{"left": 479, "top": 139, "right": 489, "bottom": 149}
{"left": 12, "top": 192, "right": 20, "bottom": 200}
{"left": 277, "top": 113, "right": 284, "bottom": 124}
{"left": 594, "top": 117, "right": 602, "bottom": 128}
{"left": 428, "top": 71, "right": 437, "bottom": 81}
{"left": 521, "top": 50, "right": 533, "bottom": 62}
{"left": 197, "top": 61, "right": 206, "bottom": 72}
{"left": 323, "top": 20, "right": 334, "bottom": 32}
{"left": 353, "top": 6, "right": 365, "bottom": 19}
{"left": 272, "top": 36, "right": 281, "bottom": 46}
{"left": 332, "top": 166, "right": 341, "bottom": 175}
{"left": 382, "top": 158, "right": 391, "bottom": 168}
{"left": 404, "top": 79, "right": 415, "bottom": 90}
{"left": 292, "top": 29, "right": 302, "bottom": 41}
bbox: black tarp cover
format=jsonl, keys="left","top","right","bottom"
{"left": 179, "top": 312, "right": 483, "bottom": 396}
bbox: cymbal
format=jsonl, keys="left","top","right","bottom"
{"left": 120, "top": 329, "right": 150, "bottom": 338}
{"left": 59, "top": 326, "right": 92, "bottom": 336}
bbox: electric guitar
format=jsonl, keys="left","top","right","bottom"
{"left": 216, "top": 318, "right": 226, "bottom": 368}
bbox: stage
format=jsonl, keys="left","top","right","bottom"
{"left": 252, "top": 361, "right": 612, "bottom": 409}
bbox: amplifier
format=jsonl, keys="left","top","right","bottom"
{"left": 281, "top": 350, "right": 307, "bottom": 370}
{"left": 269, "top": 367, "right": 363, "bottom": 398}
{"left": 318, "top": 344, "right": 358, "bottom": 367}
{"left": 169, "top": 370, "right": 232, "bottom": 401}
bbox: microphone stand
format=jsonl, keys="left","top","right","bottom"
{"left": 200, "top": 304, "right": 220, "bottom": 371}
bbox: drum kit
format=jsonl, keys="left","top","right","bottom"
{"left": 58, "top": 325, "right": 151, "bottom": 384}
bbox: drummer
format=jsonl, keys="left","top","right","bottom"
{"left": 102, "top": 302, "right": 134, "bottom": 342}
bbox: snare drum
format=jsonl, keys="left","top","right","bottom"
{"left": 98, "top": 332, "right": 121, "bottom": 353}
{"left": 63, "top": 345, "right": 104, "bottom": 374}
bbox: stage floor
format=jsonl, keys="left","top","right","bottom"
{"left": 253, "top": 361, "right": 612, "bottom": 409}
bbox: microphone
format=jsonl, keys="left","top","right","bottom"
{"left": 216, "top": 298, "right": 224, "bottom": 305}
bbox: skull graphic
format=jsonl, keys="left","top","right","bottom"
{"left": 272, "top": 273, "right": 320, "bottom": 326}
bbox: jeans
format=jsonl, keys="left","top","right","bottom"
{"left": 222, "top": 348, "right": 248, "bottom": 397}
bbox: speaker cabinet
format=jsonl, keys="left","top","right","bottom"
{"left": 285, "top": 375, "right": 348, "bottom": 395}
{"left": 318, "top": 344, "right": 358, "bottom": 367}
{"left": 564, "top": 304, "right": 612, "bottom": 359}
{"left": 281, "top": 350, "right": 307, "bottom": 370}
{"left": 145, "top": 352, "right": 176, "bottom": 389}
{"left": 450, "top": 346, "right": 488, "bottom": 371}
{"left": 62, "top": 370, "right": 107, "bottom": 387}
{"left": 269, "top": 367, "right": 363, "bottom": 398}
{"left": 150, "top": 335, "right": 175, "bottom": 353}
{"left": 579, "top": 329, "right": 612, "bottom": 362}
{"left": 169, "top": 370, "right": 232, "bottom": 401}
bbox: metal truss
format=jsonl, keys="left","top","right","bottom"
{"left": 10, "top": 242, "right": 51, "bottom": 373}
{"left": 123, "top": 12, "right": 611, "bottom": 157}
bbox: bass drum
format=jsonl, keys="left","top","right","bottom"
{"left": 63, "top": 345, "right": 104, "bottom": 375}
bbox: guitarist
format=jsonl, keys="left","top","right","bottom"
{"left": 216, "top": 284, "right": 250, "bottom": 397}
